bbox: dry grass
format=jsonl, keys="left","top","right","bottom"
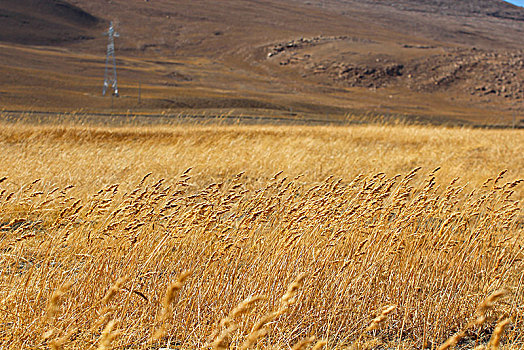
{"left": 0, "top": 122, "right": 522, "bottom": 197}
{"left": 0, "top": 121, "right": 523, "bottom": 349}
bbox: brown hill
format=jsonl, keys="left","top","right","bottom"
{"left": 0, "top": 0, "right": 523, "bottom": 125}
{"left": 359, "top": 0, "right": 524, "bottom": 18}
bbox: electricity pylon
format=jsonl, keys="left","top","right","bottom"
{"left": 103, "top": 21, "right": 119, "bottom": 96}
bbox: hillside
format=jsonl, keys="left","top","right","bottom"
{"left": 0, "top": 0, "right": 523, "bottom": 125}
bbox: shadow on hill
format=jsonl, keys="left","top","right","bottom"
{"left": 0, "top": 0, "right": 102, "bottom": 45}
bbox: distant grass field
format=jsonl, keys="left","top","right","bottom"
{"left": 0, "top": 122, "right": 522, "bottom": 196}
{"left": 0, "top": 120, "right": 522, "bottom": 349}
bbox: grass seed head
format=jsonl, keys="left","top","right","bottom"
{"left": 46, "top": 282, "right": 73, "bottom": 321}
{"left": 162, "top": 270, "right": 191, "bottom": 309}
{"left": 97, "top": 320, "right": 120, "bottom": 350}
{"left": 101, "top": 276, "right": 128, "bottom": 305}
{"left": 281, "top": 273, "right": 307, "bottom": 307}
{"left": 292, "top": 336, "right": 316, "bottom": 350}
{"left": 49, "top": 328, "right": 77, "bottom": 350}
{"left": 437, "top": 330, "right": 466, "bottom": 350}
{"left": 152, "top": 271, "right": 191, "bottom": 341}
{"left": 365, "top": 305, "right": 397, "bottom": 332}
{"left": 474, "top": 288, "right": 509, "bottom": 326}
{"left": 211, "top": 324, "right": 239, "bottom": 350}
{"left": 312, "top": 340, "right": 328, "bottom": 350}
{"left": 488, "top": 318, "right": 511, "bottom": 350}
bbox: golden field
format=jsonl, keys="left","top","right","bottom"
{"left": 0, "top": 121, "right": 523, "bottom": 349}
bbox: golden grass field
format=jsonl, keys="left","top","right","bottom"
{"left": 0, "top": 120, "right": 523, "bottom": 349}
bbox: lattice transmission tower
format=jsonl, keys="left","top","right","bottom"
{"left": 103, "top": 21, "right": 119, "bottom": 96}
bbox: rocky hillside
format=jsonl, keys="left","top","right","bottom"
{"left": 267, "top": 36, "right": 524, "bottom": 103}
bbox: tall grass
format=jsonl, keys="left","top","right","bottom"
{"left": 0, "top": 122, "right": 522, "bottom": 349}
{"left": 0, "top": 123, "right": 522, "bottom": 198}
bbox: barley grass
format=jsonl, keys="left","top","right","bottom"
{"left": 0, "top": 122, "right": 522, "bottom": 349}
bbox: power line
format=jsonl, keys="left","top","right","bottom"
{"left": 103, "top": 21, "right": 120, "bottom": 97}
